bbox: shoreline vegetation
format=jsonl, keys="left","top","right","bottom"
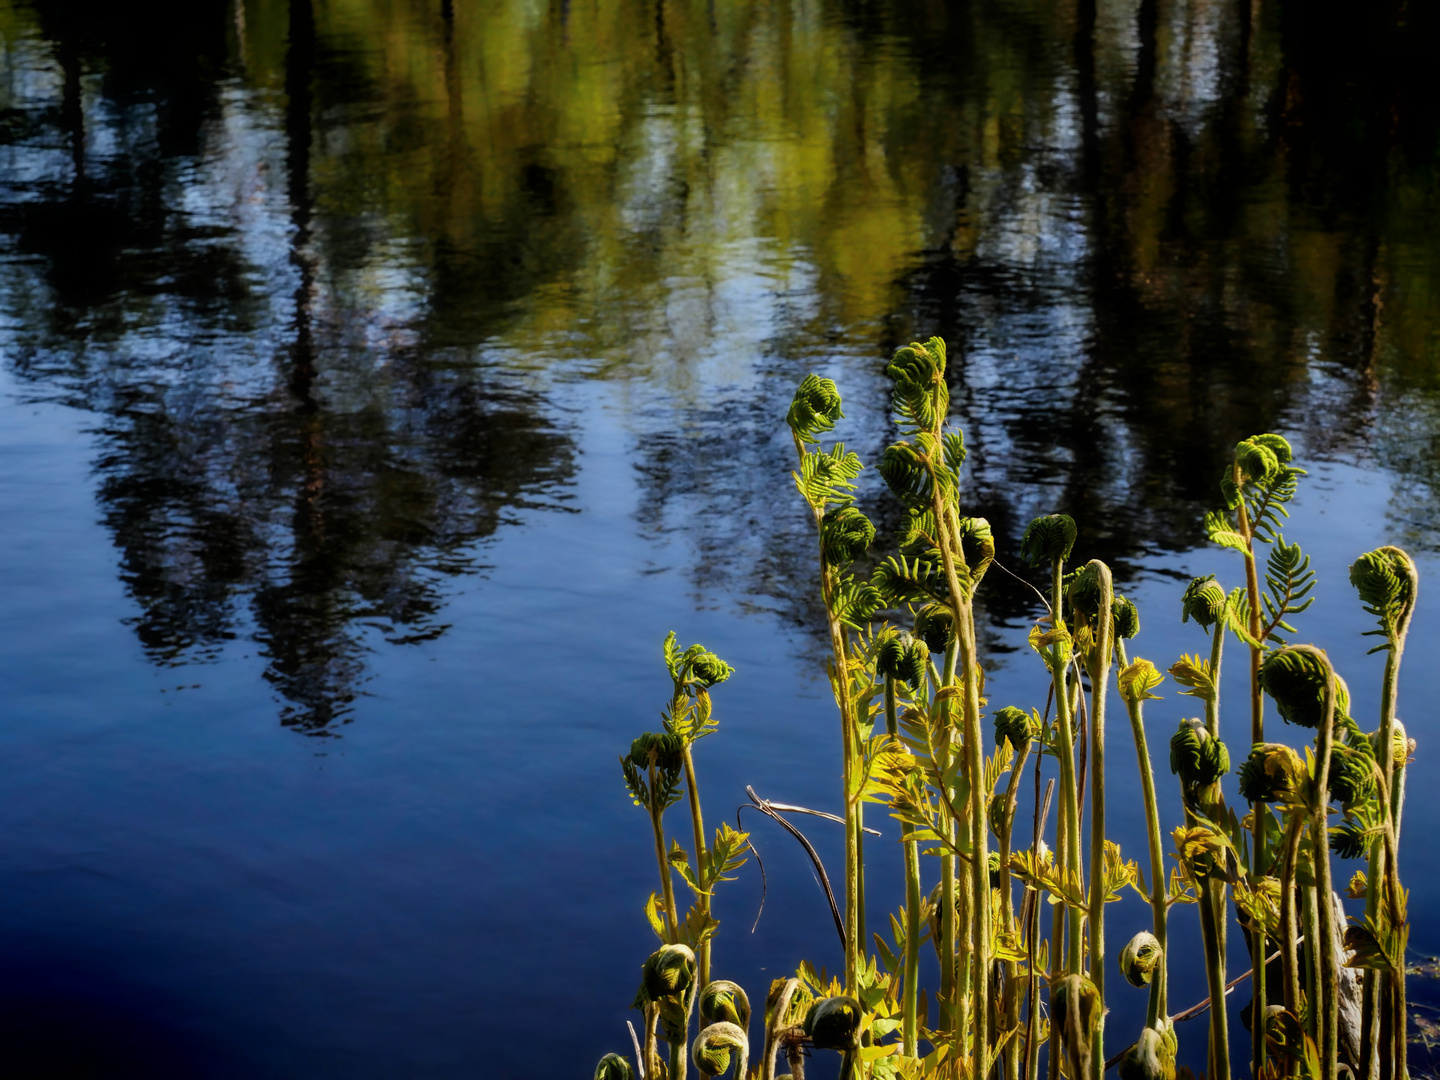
{"left": 604, "top": 339, "right": 1417, "bottom": 1080}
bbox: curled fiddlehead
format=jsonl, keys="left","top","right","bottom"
{"left": 885, "top": 337, "right": 950, "bottom": 435}
{"left": 956, "top": 515, "right": 995, "bottom": 582}
{"left": 786, "top": 374, "right": 844, "bottom": 446}
{"left": 875, "top": 627, "right": 929, "bottom": 688}
{"left": 1328, "top": 743, "right": 1378, "bottom": 811}
{"left": 642, "top": 942, "right": 697, "bottom": 1003}
{"left": 1170, "top": 717, "right": 1230, "bottom": 789}
{"left": 623, "top": 733, "right": 686, "bottom": 810}
{"left": 595, "top": 1053, "right": 635, "bottom": 1080}
{"left": 1180, "top": 575, "right": 1228, "bottom": 630}
{"left": 1258, "top": 648, "right": 1344, "bottom": 729}
{"left": 1019, "top": 513, "right": 1077, "bottom": 567}
{"left": 1349, "top": 546, "right": 1418, "bottom": 651}
{"left": 1236, "top": 743, "right": 1305, "bottom": 805}
{"left": 1113, "top": 595, "right": 1141, "bottom": 641}
{"left": 820, "top": 506, "right": 876, "bottom": 567}
{"left": 699, "top": 981, "right": 751, "bottom": 1031}
{"left": 994, "top": 705, "right": 1039, "bottom": 752}
{"left": 1120, "top": 931, "right": 1163, "bottom": 988}
{"left": 692, "top": 1021, "right": 748, "bottom": 1079}
{"left": 804, "top": 995, "right": 862, "bottom": 1080}
{"left": 913, "top": 603, "right": 955, "bottom": 654}
{"left": 1052, "top": 974, "right": 1103, "bottom": 1080}
{"left": 878, "top": 437, "right": 949, "bottom": 510}
{"left": 637, "top": 944, "right": 700, "bottom": 1080}
{"left": 1117, "top": 1022, "right": 1178, "bottom": 1080}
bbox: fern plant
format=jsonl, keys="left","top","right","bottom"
{"left": 590, "top": 349, "right": 1419, "bottom": 1080}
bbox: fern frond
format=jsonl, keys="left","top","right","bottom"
{"left": 787, "top": 374, "right": 844, "bottom": 445}
{"left": 1349, "top": 546, "right": 1418, "bottom": 643}
{"left": 872, "top": 555, "right": 949, "bottom": 607}
{"left": 878, "top": 434, "right": 952, "bottom": 510}
{"left": 794, "top": 444, "right": 864, "bottom": 510}
{"left": 1247, "top": 466, "right": 1303, "bottom": 544}
{"left": 1261, "top": 537, "right": 1316, "bottom": 644}
{"left": 833, "top": 577, "right": 885, "bottom": 630}
{"left": 885, "top": 338, "right": 949, "bottom": 434}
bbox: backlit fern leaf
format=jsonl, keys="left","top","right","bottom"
{"left": 794, "top": 444, "right": 864, "bottom": 510}
{"left": 1262, "top": 538, "right": 1316, "bottom": 644}
{"left": 885, "top": 337, "right": 949, "bottom": 435}
{"left": 872, "top": 555, "right": 949, "bottom": 607}
{"left": 832, "top": 577, "right": 885, "bottom": 631}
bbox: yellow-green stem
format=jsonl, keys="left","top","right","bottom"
{"left": 680, "top": 741, "right": 710, "bottom": 986}
{"left": 649, "top": 762, "right": 679, "bottom": 944}
{"left": 1084, "top": 562, "right": 1114, "bottom": 1080}
{"left": 1123, "top": 686, "right": 1168, "bottom": 1025}
{"left": 887, "top": 676, "right": 923, "bottom": 1057}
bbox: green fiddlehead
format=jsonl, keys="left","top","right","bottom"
{"left": 595, "top": 1053, "right": 635, "bottom": 1080}
{"left": 692, "top": 1022, "right": 748, "bottom": 1079}
{"left": 698, "top": 980, "right": 750, "bottom": 1031}
{"left": 786, "top": 374, "right": 844, "bottom": 446}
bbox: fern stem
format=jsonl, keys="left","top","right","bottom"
{"left": 999, "top": 736, "right": 1032, "bottom": 1080}
{"left": 1235, "top": 497, "right": 1269, "bottom": 1077}
{"left": 1123, "top": 685, "right": 1169, "bottom": 1026}
{"left": 928, "top": 478, "right": 988, "bottom": 1071}
{"left": 680, "top": 741, "right": 711, "bottom": 986}
{"left": 649, "top": 762, "right": 680, "bottom": 944}
{"left": 1278, "top": 811, "right": 1304, "bottom": 1023}
{"left": 1198, "top": 881, "right": 1232, "bottom": 1080}
{"left": 887, "top": 675, "right": 923, "bottom": 1057}
{"left": 1084, "top": 563, "right": 1113, "bottom": 1080}
{"left": 1049, "top": 560, "right": 1084, "bottom": 976}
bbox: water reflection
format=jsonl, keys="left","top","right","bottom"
{"left": 0, "top": 0, "right": 579, "bottom": 730}
{"left": 0, "top": 0, "right": 1437, "bottom": 727}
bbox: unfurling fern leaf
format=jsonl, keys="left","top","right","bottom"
{"left": 1019, "top": 513, "right": 1077, "bottom": 567}
{"left": 820, "top": 506, "right": 875, "bottom": 566}
{"left": 1349, "top": 546, "right": 1418, "bottom": 650}
{"left": 794, "top": 444, "right": 864, "bottom": 509}
{"left": 956, "top": 516, "right": 994, "bottom": 582}
{"left": 885, "top": 337, "right": 949, "bottom": 434}
{"left": 831, "top": 578, "right": 884, "bottom": 630}
{"left": 878, "top": 434, "right": 952, "bottom": 510}
{"left": 872, "top": 555, "right": 948, "bottom": 607}
{"left": 1262, "top": 538, "right": 1315, "bottom": 644}
{"left": 786, "top": 374, "right": 844, "bottom": 445}
{"left": 914, "top": 603, "right": 956, "bottom": 654}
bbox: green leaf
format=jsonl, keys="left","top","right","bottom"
{"left": 1205, "top": 509, "right": 1248, "bottom": 553}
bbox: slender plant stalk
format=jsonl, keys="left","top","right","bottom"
{"left": 940, "top": 638, "right": 960, "bottom": 1034}
{"left": 1277, "top": 811, "right": 1304, "bottom": 1022}
{"left": 1122, "top": 667, "right": 1169, "bottom": 1025}
{"left": 927, "top": 480, "right": 989, "bottom": 1078}
{"left": 1309, "top": 662, "right": 1340, "bottom": 1080}
{"left": 1027, "top": 777, "right": 1055, "bottom": 1080}
{"left": 649, "top": 761, "right": 680, "bottom": 943}
{"left": 1236, "top": 493, "right": 1270, "bottom": 1077}
{"left": 1083, "top": 562, "right": 1114, "bottom": 1080}
{"left": 1049, "top": 560, "right": 1085, "bottom": 975}
{"left": 886, "top": 673, "right": 924, "bottom": 1056}
{"left": 793, "top": 425, "right": 862, "bottom": 995}
{"left": 999, "top": 732, "right": 1033, "bottom": 1080}
{"left": 680, "top": 740, "right": 711, "bottom": 984}
{"left": 1368, "top": 549, "right": 1416, "bottom": 1080}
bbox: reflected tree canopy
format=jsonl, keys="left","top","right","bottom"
{"left": 0, "top": 0, "right": 1436, "bottom": 718}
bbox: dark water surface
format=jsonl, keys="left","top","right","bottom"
{"left": 1, "top": 0, "right": 1438, "bottom": 1075}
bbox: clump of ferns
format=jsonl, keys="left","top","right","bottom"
{"left": 620, "top": 637, "right": 753, "bottom": 1080}
{"left": 591, "top": 357, "right": 1423, "bottom": 1080}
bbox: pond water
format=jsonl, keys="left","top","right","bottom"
{"left": 1, "top": 0, "right": 1438, "bottom": 1075}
